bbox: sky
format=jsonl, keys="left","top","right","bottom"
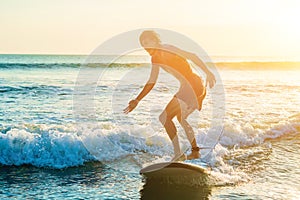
{"left": 1, "top": 0, "right": 300, "bottom": 58}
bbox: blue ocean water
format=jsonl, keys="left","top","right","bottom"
{"left": 0, "top": 54, "right": 300, "bottom": 199}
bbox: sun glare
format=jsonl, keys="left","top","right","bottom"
{"left": 272, "top": 1, "right": 300, "bottom": 59}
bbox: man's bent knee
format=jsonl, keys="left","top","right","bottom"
{"left": 177, "top": 114, "right": 188, "bottom": 124}
{"left": 159, "top": 111, "right": 173, "bottom": 125}
{"left": 176, "top": 114, "right": 183, "bottom": 124}
{"left": 159, "top": 111, "right": 167, "bottom": 125}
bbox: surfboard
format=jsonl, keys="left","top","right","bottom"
{"left": 140, "top": 161, "right": 208, "bottom": 178}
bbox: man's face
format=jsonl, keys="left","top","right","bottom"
{"left": 141, "top": 37, "right": 157, "bottom": 49}
{"left": 141, "top": 38, "right": 158, "bottom": 55}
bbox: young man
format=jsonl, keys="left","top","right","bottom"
{"left": 124, "top": 30, "right": 216, "bottom": 161}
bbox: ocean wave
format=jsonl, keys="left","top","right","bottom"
{"left": 0, "top": 124, "right": 171, "bottom": 169}
{"left": 0, "top": 63, "right": 150, "bottom": 69}
{"left": 0, "top": 127, "right": 92, "bottom": 168}
{"left": 0, "top": 85, "right": 72, "bottom": 96}
{"left": 0, "top": 116, "right": 299, "bottom": 169}
{"left": 219, "top": 115, "right": 300, "bottom": 148}
{"left": 0, "top": 63, "right": 79, "bottom": 69}
{"left": 214, "top": 61, "right": 300, "bottom": 70}
{"left": 1, "top": 62, "right": 299, "bottom": 70}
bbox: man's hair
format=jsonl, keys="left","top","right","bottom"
{"left": 139, "top": 30, "right": 161, "bottom": 44}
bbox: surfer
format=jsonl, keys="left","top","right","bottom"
{"left": 124, "top": 30, "right": 216, "bottom": 161}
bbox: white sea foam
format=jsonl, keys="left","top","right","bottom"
{"left": 0, "top": 115, "right": 298, "bottom": 173}
{"left": 0, "top": 112, "right": 298, "bottom": 193}
{"left": 0, "top": 126, "right": 92, "bottom": 169}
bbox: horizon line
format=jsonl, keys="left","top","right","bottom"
{"left": 0, "top": 53, "right": 298, "bottom": 58}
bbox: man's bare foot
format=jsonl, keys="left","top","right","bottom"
{"left": 171, "top": 153, "right": 187, "bottom": 162}
{"left": 187, "top": 147, "right": 201, "bottom": 160}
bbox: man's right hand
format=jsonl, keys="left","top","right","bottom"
{"left": 123, "top": 99, "right": 139, "bottom": 114}
{"left": 206, "top": 71, "right": 216, "bottom": 88}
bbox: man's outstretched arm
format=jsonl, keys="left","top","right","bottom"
{"left": 124, "top": 64, "right": 159, "bottom": 114}
{"left": 186, "top": 53, "right": 216, "bottom": 88}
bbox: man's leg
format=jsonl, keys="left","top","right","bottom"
{"left": 159, "top": 97, "right": 185, "bottom": 160}
{"left": 178, "top": 117, "right": 197, "bottom": 148}
{"left": 176, "top": 102, "right": 200, "bottom": 160}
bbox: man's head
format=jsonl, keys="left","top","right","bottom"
{"left": 139, "top": 30, "right": 161, "bottom": 50}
